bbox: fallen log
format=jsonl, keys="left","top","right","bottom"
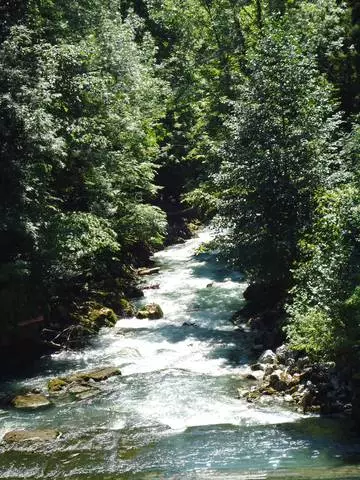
{"left": 143, "top": 283, "right": 160, "bottom": 290}
{"left": 137, "top": 267, "right": 160, "bottom": 276}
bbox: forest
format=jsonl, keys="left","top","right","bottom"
{"left": 2, "top": 0, "right": 360, "bottom": 421}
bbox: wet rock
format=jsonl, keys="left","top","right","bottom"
{"left": 12, "top": 393, "right": 52, "bottom": 410}
{"left": 3, "top": 429, "right": 60, "bottom": 443}
{"left": 300, "top": 388, "right": 315, "bottom": 413}
{"left": 182, "top": 322, "right": 198, "bottom": 327}
{"left": 258, "top": 349, "right": 277, "bottom": 364}
{"left": 48, "top": 378, "right": 68, "bottom": 393}
{"left": 78, "top": 367, "right": 121, "bottom": 382}
{"left": 67, "top": 383, "right": 100, "bottom": 401}
{"left": 67, "top": 367, "right": 121, "bottom": 383}
{"left": 245, "top": 370, "right": 264, "bottom": 382}
{"left": 87, "top": 307, "right": 118, "bottom": 330}
{"left": 136, "top": 303, "right": 163, "bottom": 320}
{"left": 142, "top": 284, "right": 160, "bottom": 290}
{"left": 48, "top": 367, "right": 121, "bottom": 396}
{"left": 250, "top": 363, "right": 265, "bottom": 371}
{"left": 118, "top": 299, "right": 136, "bottom": 317}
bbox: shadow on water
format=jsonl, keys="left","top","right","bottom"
{"left": 190, "top": 260, "right": 244, "bottom": 284}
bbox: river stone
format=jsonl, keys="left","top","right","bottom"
{"left": 77, "top": 367, "right": 121, "bottom": 382}
{"left": 12, "top": 393, "right": 52, "bottom": 410}
{"left": 67, "top": 383, "right": 100, "bottom": 400}
{"left": 258, "top": 349, "right": 277, "bottom": 364}
{"left": 3, "top": 429, "right": 60, "bottom": 443}
{"left": 48, "top": 367, "right": 121, "bottom": 397}
{"left": 136, "top": 303, "right": 163, "bottom": 320}
{"left": 48, "top": 378, "right": 68, "bottom": 393}
{"left": 250, "top": 363, "right": 265, "bottom": 371}
{"left": 269, "top": 370, "right": 296, "bottom": 392}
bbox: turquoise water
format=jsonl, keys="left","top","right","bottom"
{"left": 1, "top": 230, "right": 360, "bottom": 479}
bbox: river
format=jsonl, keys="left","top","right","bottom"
{"left": 1, "top": 229, "right": 360, "bottom": 479}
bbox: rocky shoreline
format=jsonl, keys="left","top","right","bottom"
{"left": 238, "top": 345, "right": 352, "bottom": 415}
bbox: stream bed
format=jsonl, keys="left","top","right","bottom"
{"left": 1, "top": 230, "right": 360, "bottom": 479}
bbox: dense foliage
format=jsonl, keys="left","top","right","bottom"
{"left": 0, "top": 2, "right": 166, "bottom": 345}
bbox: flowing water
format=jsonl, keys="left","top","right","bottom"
{"left": 1, "top": 230, "right": 360, "bottom": 479}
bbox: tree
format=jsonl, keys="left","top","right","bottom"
{"left": 215, "top": 14, "right": 342, "bottom": 292}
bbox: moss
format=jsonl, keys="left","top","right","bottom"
{"left": 79, "top": 305, "right": 117, "bottom": 332}
{"left": 136, "top": 309, "right": 149, "bottom": 319}
{"left": 48, "top": 378, "right": 68, "bottom": 392}
{"left": 119, "top": 298, "right": 135, "bottom": 317}
{"left": 136, "top": 303, "right": 163, "bottom": 320}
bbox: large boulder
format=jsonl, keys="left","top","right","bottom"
{"left": 136, "top": 303, "right": 163, "bottom": 320}
{"left": 3, "top": 429, "right": 60, "bottom": 443}
{"left": 12, "top": 393, "right": 52, "bottom": 410}
{"left": 258, "top": 349, "right": 277, "bottom": 365}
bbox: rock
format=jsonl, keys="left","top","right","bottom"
{"left": 269, "top": 370, "right": 296, "bottom": 392}
{"left": 136, "top": 303, "right": 163, "bottom": 320}
{"left": 182, "top": 322, "right": 198, "bottom": 327}
{"left": 245, "top": 370, "right": 264, "bottom": 382}
{"left": 67, "top": 383, "right": 100, "bottom": 401}
{"left": 275, "top": 344, "right": 289, "bottom": 364}
{"left": 300, "top": 389, "right": 315, "bottom": 413}
{"left": 78, "top": 367, "right": 121, "bottom": 382}
{"left": 296, "top": 356, "right": 311, "bottom": 369}
{"left": 264, "top": 364, "right": 276, "bottom": 377}
{"left": 48, "top": 367, "right": 121, "bottom": 396}
{"left": 118, "top": 299, "right": 136, "bottom": 317}
{"left": 12, "top": 393, "right": 52, "bottom": 410}
{"left": 143, "top": 284, "right": 160, "bottom": 290}
{"left": 258, "top": 349, "right": 277, "bottom": 364}
{"left": 138, "top": 267, "right": 160, "bottom": 276}
{"left": 68, "top": 367, "right": 121, "bottom": 383}
{"left": 3, "top": 429, "right": 60, "bottom": 444}
{"left": 250, "top": 363, "right": 265, "bottom": 372}
{"left": 87, "top": 307, "right": 117, "bottom": 329}
{"left": 48, "top": 378, "right": 68, "bottom": 393}
{"left": 206, "top": 283, "right": 214, "bottom": 288}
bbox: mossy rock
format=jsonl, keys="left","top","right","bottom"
{"left": 79, "top": 306, "right": 118, "bottom": 332}
{"left": 136, "top": 303, "right": 163, "bottom": 320}
{"left": 3, "top": 429, "right": 60, "bottom": 443}
{"left": 12, "top": 394, "right": 52, "bottom": 410}
{"left": 48, "top": 367, "right": 121, "bottom": 394}
{"left": 119, "top": 299, "right": 136, "bottom": 318}
{"left": 48, "top": 378, "right": 68, "bottom": 393}
{"left": 88, "top": 307, "right": 117, "bottom": 328}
